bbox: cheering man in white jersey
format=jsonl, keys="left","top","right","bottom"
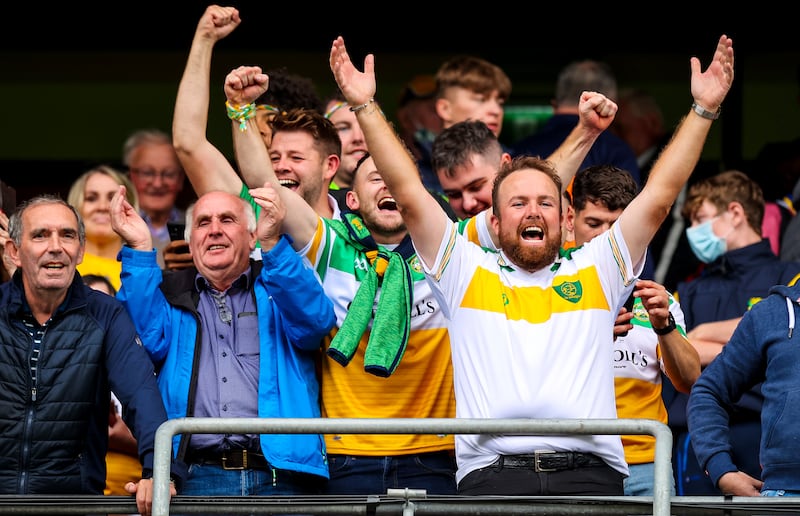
{"left": 327, "top": 34, "right": 734, "bottom": 495}
{"left": 225, "top": 80, "right": 615, "bottom": 497}
{"left": 223, "top": 60, "right": 618, "bottom": 497}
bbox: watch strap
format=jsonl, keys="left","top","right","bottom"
{"left": 653, "top": 313, "right": 676, "bottom": 336}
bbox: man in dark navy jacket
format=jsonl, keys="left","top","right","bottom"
{"left": 0, "top": 195, "right": 182, "bottom": 516}
{"left": 512, "top": 59, "right": 641, "bottom": 188}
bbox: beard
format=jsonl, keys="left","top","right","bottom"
{"left": 499, "top": 228, "right": 561, "bottom": 273}
{"left": 361, "top": 206, "right": 406, "bottom": 240}
{"left": 298, "top": 177, "right": 324, "bottom": 209}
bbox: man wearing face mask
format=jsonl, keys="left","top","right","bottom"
{"left": 663, "top": 169, "right": 800, "bottom": 495}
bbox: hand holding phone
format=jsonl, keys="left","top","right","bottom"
{"left": 163, "top": 239, "right": 192, "bottom": 271}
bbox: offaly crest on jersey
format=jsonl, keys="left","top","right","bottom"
{"left": 553, "top": 280, "right": 582, "bottom": 303}
{"left": 409, "top": 255, "right": 423, "bottom": 274}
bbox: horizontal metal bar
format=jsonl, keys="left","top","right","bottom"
{"left": 4, "top": 493, "right": 800, "bottom": 515}
{"left": 153, "top": 418, "right": 673, "bottom": 516}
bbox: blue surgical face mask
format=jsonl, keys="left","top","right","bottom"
{"left": 686, "top": 218, "right": 727, "bottom": 263}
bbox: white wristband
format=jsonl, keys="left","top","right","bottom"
{"left": 691, "top": 102, "right": 720, "bottom": 120}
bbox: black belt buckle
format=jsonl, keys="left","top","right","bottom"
{"left": 221, "top": 449, "right": 247, "bottom": 470}
{"left": 534, "top": 450, "right": 558, "bottom": 472}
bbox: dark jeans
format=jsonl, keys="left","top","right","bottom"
{"left": 458, "top": 459, "right": 624, "bottom": 496}
{"left": 181, "top": 462, "right": 324, "bottom": 496}
{"left": 324, "top": 451, "right": 457, "bottom": 495}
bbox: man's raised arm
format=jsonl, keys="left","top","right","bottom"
{"left": 619, "top": 35, "right": 734, "bottom": 267}
{"left": 225, "top": 66, "right": 321, "bottom": 248}
{"left": 172, "top": 5, "right": 243, "bottom": 196}
{"left": 329, "top": 36, "right": 448, "bottom": 267}
{"left": 546, "top": 91, "right": 619, "bottom": 191}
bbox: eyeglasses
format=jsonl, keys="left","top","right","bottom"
{"left": 130, "top": 168, "right": 182, "bottom": 183}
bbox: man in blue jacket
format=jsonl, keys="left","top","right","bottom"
{"left": 0, "top": 195, "right": 180, "bottom": 516}
{"left": 688, "top": 280, "right": 800, "bottom": 496}
{"left": 111, "top": 185, "right": 336, "bottom": 496}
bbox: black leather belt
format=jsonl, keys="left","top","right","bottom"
{"left": 494, "top": 451, "right": 606, "bottom": 472}
{"left": 186, "top": 449, "right": 270, "bottom": 470}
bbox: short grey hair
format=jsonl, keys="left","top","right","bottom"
{"left": 9, "top": 195, "right": 85, "bottom": 247}
{"left": 122, "top": 129, "right": 173, "bottom": 167}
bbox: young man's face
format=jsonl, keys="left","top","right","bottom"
{"left": 437, "top": 151, "right": 508, "bottom": 219}
{"left": 689, "top": 199, "right": 728, "bottom": 229}
{"left": 269, "top": 130, "right": 333, "bottom": 210}
{"left": 437, "top": 87, "right": 505, "bottom": 137}
{"left": 346, "top": 156, "right": 406, "bottom": 241}
{"left": 568, "top": 200, "right": 624, "bottom": 247}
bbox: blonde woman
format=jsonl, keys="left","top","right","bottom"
{"left": 68, "top": 165, "right": 138, "bottom": 291}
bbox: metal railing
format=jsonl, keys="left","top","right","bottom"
{"left": 152, "top": 417, "right": 673, "bottom": 516}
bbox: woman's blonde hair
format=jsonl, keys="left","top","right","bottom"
{"left": 67, "top": 164, "right": 139, "bottom": 212}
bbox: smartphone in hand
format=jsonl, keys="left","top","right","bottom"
{"left": 167, "top": 222, "right": 186, "bottom": 242}
{"left": 0, "top": 180, "right": 16, "bottom": 217}
{"left": 617, "top": 294, "right": 636, "bottom": 338}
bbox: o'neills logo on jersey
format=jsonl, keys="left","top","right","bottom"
{"left": 553, "top": 281, "right": 582, "bottom": 303}
{"left": 613, "top": 347, "right": 650, "bottom": 367}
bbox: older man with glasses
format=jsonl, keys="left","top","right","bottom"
{"left": 124, "top": 128, "right": 189, "bottom": 268}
